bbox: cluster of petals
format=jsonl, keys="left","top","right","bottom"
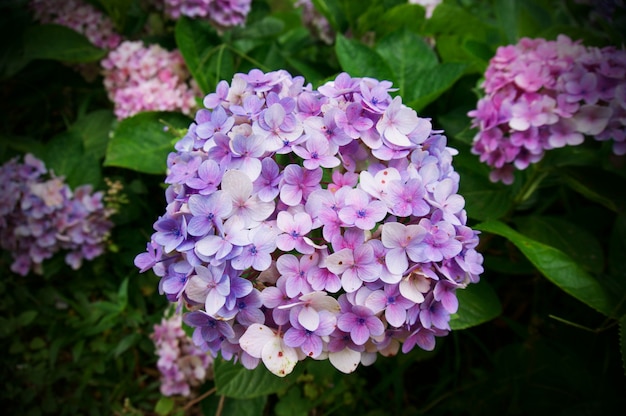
{"left": 135, "top": 69, "right": 483, "bottom": 377}
{"left": 151, "top": 312, "right": 213, "bottom": 396}
{"left": 101, "top": 41, "right": 200, "bottom": 120}
{"left": 0, "top": 154, "right": 113, "bottom": 276}
{"left": 469, "top": 35, "right": 626, "bottom": 184}
{"left": 160, "top": 0, "right": 251, "bottom": 30}
{"left": 29, "top": 0, "right": 122, "bottom": 50}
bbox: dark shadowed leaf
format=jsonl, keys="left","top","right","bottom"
{"left": 476, "top": 220, "right": 619, "bottom": 317}
{"left": 514, "top": 216, "right": 605, "bottom": 273}
{"left": 23, "top": 24, "right": 106, "bottom": 63}
{"left": 450, "top": 279, "right": 502, "bottom": 330}
{"left": 558, "top": 166, "right": 626, "bottom": 213}
{"left": 42, "top": 131, "right": 102, "bottom": 188}
{"left": 214, "top": 358, "right": 299, "bottom": 399}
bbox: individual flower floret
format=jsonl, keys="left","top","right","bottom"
{"left": 468, "top": 35, "right": 626, "bottom": 184}
{"left": 135, "top": 69, "right": 483, "bottom": 377}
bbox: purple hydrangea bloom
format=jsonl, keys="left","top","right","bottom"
{"left": 1, "top": 154, "right": 114, "bottom": 275}
{"left": 135, "top": 69, "right": 483, "bottom": 377}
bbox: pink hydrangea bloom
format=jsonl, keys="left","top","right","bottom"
{"left": 151, "top": 311, "right": 213, "bottom": 396}
{"left": 469, "top": 35, "right": 626, "bottom": 183}
{"left": 101, "top": 41, "right": 200, "bottom": 120}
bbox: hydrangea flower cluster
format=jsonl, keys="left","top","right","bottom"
{"left": 29, "top": 0, "right": 122, "bottom": 50}
{"left": 0, "top": 154, "right": 113, "bottom": 276}
{"left": 468, "top": 35, "right": 626, "bottom": 184}
{"left": 160, "top": 0, "right": 251, "bottom": 30}
{"left": 152, "top": 311, "right": 213, "bottom": 396}
{"left": 101, "top": 41, "right": 200, "bottom": 120}
{"left": 135, "top": 69, "right": 483, "bottom": 377}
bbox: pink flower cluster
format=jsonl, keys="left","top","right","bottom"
{"left": 101, "top": 41, "right": 200, "bottom": 120}
{"left": 152, "top": 312, "right": 213, "bottom": 396}
{"left": 161, "top": 0, "right": 251, "bottom": 30}
{"left": 469, "top": 35, "right": 626, "bottom": 184}
{"left": 135, "top": 69, "right": 483, "bottom": 377}
{"left": 0, "top": 154, "right": 113, "bottom": 276}
{"left": 29, "top": 0, "right": 122, "bottom": 50}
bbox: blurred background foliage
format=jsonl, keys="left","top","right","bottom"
{"left": 1, "top": 0, "right": 625, "bottom": 414}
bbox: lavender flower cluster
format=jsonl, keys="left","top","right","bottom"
{"left": 469, "top": 35, "right": 626, "bottom": 184}
{"left": 152, "top": 311, "right": 213, "bottom": 396}
{"left": 0, "top": 154, "right": 113, "bottom": 276}
{"left": 135, "top": 69, "right": 483, "bottom": 376}
{"left": 161, "top": 0, "right": 251, "bottom": 30}
{"left": 101, "top": 41, "right": 200, "bottom": 120}
{"left": 29, "top": 0, "right": 122, "bottom": 50}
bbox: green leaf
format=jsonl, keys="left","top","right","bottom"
{"left": 42, "top": 131, "right": 102, "bottom": 188}
{"left": 117, "top": 277, "right": 129, "bottom": 310}
{"left": 155, "top": 396, "right": 175, "bottom": 416}
{"left": 335, "top": 34, "right": 394, "bottom": 82}
{"left": 378, "top": 4, "right": 426, "bottom": 38}
{"left": 514, "top": 216, "right": 605, "bottom": 273}
{"left": 425, "top": 3, "right": 495, "bottom": 42}
{"left": 495, "top": 0, "right": 517, "bottom": 44}
{"left": 458, "top": 172, "right": 513, "bottom": 221}
{"left": 214, "top": 358, "right": 298, "bottom": 399}
{"left": 406, "top": 62, "right": 467, "bottom": 110}
{"left": 375, "top": 29, "right": 437, "bottom": 98}
{"left": 175, "top": 17, "right": 220, "bottom": 94}
{"left": 16, "top": 310, "right": 38, "bottom": 328}
{"left": 113, "top": 333, "right": 141, "bottom": 358}
{"left": 235, "top": 16, "right": 285, "bottom": 39}
{"left": 23, "top": 24, "right": 106, "bottom": 63}
{"left": 70, "top": 110, "right": 115, "bottom": 161}
{"left": 558, "top": 166, "right": 626, "bottom": 213}
{"left": 450, "top": 279, "right": 502, "bottom": 330}
{"left": 104, "top": 111, "right": 191, "bottom": 174}
{"left": 476, "top": 220, "right": 618, "bottom": 317}
{"left": 203, "top": 395, "right": 267, "bottom": 416}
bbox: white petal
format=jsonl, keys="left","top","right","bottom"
{"left": 328, "top": 348, "right": 361, "bottom": 374}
